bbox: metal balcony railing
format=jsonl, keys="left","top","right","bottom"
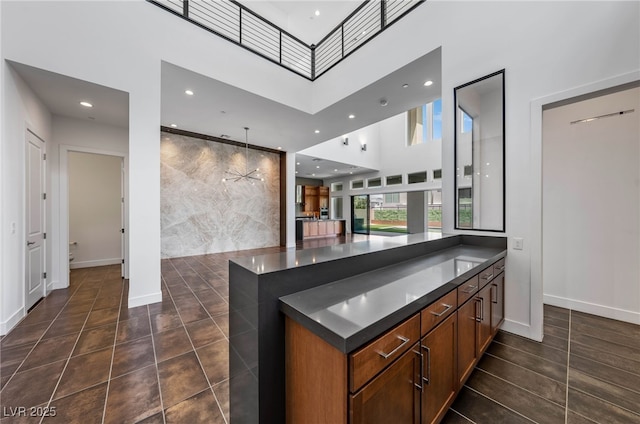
{"left": 148, "top": 0, "right": 425, "bottom": 80}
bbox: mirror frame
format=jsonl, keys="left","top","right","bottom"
{"left": 453, "top": 69, "right": 505, "bottom": 232}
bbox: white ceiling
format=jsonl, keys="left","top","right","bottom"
{"left": 295, "top": 153, "right": 375, "bottom": 179}
{"left": 8, "top": 2, "right": 441, "bottom": 181}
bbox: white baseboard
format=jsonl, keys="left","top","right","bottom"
{"left": 1, "top": 307, "right": 25, "bottom": 336}
{"left": 128, "top": 291, "right": 162, "bottom": 308}
{"left": 70, "top": 258, "right": 122, "bottom": 269}
{"left": 544, "top": 294, "right": 640, "bottom": 325}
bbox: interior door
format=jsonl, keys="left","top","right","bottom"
{"left": 352, "top": 194, "right": 370, "bottom": 235}
{"left": 25, "top": 130, "right": 46, "bottom": 310}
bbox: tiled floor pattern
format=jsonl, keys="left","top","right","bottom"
{"left": 443, "top": 305, "right": 640, "bottom": 423}
{"left": 1, "top": 243, "right": 639, "bottom": 423}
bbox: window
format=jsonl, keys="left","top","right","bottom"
{"left": 367, "top": 177, "right": 382, "bottom": 188}
{"left": 331, "top": 182, "right": 343, "bottom": 192}
{"left": 407, "top": 99, "right": 442, "bottom": 145}
{"left": 408, "top": 171, "right": 427, "bottom": 184}
{"left": 384, "top": 193, "right": 401, "bottom": 203}
{"left": 351, "top": 180, "right": 364, "bottom": 189}
{"left": 433, "top": 169, "right": 442, "bottom": 180}
{"left": 463, "top": 165, "right": 473, "bottom": 177}
{"left": 461, "top": 109, "right": 473, "bottom": 133}
{"left": 386, "top": 175, "right": 402, "bottom": 185}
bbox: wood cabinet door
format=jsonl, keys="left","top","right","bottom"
{"left": 490, "top": 272, "right": 505, "bottom": 335}
{"left": 477, "top": 284, "right": 493, "bottom": 355}
{"left": 421, "top": 313, "right": 457, "bottom": 424}
{"left": 456, "top": 300, "right": 477, "bottom": 387}
{"left": 308, "top": 222, "right": 318, "bottom": 236}
{"left": 350, "top": 345, "right": 421, "bottom": 424}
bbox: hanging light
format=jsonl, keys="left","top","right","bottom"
{"left": 222, "top": 127, "right": 264, "bottom": 183}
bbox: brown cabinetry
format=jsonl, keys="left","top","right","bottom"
{"left": 421, "top": 313, "right": 457, "bottom": 424}
{"left": 286, "top": 258, "right": 505, "bottom": 424}
{"left": 350, "top": 344, "right": 421, "bottom": 424}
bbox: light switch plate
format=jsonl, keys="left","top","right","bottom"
{"left": 513, "top": 237, "right": 524, "bottom": 250}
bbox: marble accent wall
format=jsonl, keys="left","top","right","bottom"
{"left": 161, "top": 132, "right": 280, "bottom": 258}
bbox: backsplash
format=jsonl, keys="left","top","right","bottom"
{"left": 160, "top": 131, "right": 280, "bottom": 258}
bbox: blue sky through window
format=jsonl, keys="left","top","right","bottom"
{"left": 432, "top": 99, "right": 442, "bottom": 139}
{"left": 462, "top": 110, "right": 473, "bottom": 133}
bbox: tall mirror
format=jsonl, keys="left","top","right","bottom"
{"left": 454, "top": 69, "right": 505, "bottom": 231}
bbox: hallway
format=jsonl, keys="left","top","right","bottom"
{"left": 1, "top": 243, "right": 639, "bottom": 423}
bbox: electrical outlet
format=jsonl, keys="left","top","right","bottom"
{"left": 513, "top": 237, "right": 524, "bottom": 250}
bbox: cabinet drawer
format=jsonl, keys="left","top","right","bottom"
{"left": 350, "top": 314, "right": 420, "bottom": 393}
{"left": 478, "top": 266, "right": 495, "bottom": 288}
{"left": 457, "top": 275, "right": 479, "bottom": 305}
{"left": 421, "top": 290, "right": 457, "bottom": 336}
{"left": 493, "top": 258, "right": 506, "bottom": 275}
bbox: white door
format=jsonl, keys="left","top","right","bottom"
{"left": 26, "top": 130, "right": 46, "bottom": 310}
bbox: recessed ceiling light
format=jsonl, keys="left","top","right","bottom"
{"left": 334, "top": 169, "right": 338, "bottom": 172}
{"left": 295, "top": 171, "right": 298, "bottom": 174}
{"left": 312, "top": 173, "right": 315, "bottom": 176}
{"left": 80, "top": 101, "right": 93, "bottom": 108}
{"left": 277, "top": 146, "right": 282, "bottom": 150}
{"left": 349, "top": 172, "right": 353, "bottom": 174}
{"left": 170, "top": 124, "right": 177, "bottom": 128}
{"left": 314, "top": 130, "right": 320, "bottom": 134}
{"left": 402, "top": 83, "right": 409, "bottom": 88}
{"left": 316, "top": 165, "right": 320, "bottom": 169}
{"left": 348, "top": 114, "right": 355, "bottom": 119}
{"left": 185, "top": 89, "right": 194, "bottom": 95}
{"left": 315, "top": 10, "right": 320, "bottom": 16}
{"left": 424, "top": 80, "right": 433, "bottom": 87}
{"left": 380, "top": 99, "right": 388, "bottom": 107}
{"left": 296, "top": 162, "right": 300, "bottom": 165}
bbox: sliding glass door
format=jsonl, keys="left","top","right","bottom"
{"left": 351, "top": 195, "right": 370, "bottom": 235}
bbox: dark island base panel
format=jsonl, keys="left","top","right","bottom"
{"left": 229, "top": 233, "right": 507, "bottom": 423}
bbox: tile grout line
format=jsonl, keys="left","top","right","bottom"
{"left": 462, "top": 385, "right": 538, "bottom": 424}
{"left": 146, "top": 302, "right": 167, "bottom": 424}
{"left": 472, "top": 366, "right": 567, "bottom": 410}
{"left": 101, "top": 272, "right": 127, "bottom": 424}
{"left": 564, "top": 309, "right": 572, "bottom": 424}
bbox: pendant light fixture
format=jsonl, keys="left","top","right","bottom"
{"left": 222, "top": 127, "right": 264, "bottom": 183}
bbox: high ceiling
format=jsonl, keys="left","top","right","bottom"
{"left": 9, "top": 1, "right": 441, "bottom": 181}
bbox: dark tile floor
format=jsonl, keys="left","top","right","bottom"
{"left": 1, "top": 238, "right": 639, "bottom": 423}
{"left": 443, "top": 305, "right": 640, "bottom": 423}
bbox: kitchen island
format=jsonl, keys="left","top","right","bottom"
{"left": 228, "top": 233, "right": 506, "bottom": 423}
{"left": 295, "top": 218, "right": 346, "bottom": 240}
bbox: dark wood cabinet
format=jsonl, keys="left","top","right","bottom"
{"left": 421, "top": 313, "right": 457, "bottom": 424}
{"left": 477, "top": 283, "right": 493, "bottom": 355}
{"left": 490, "top": 271, "right": 505, "bottom": 335}
{"left": 350, "top": 344, "right": 421, "bottom": 424}
{"left": 456, "top": 297, "right": 477, "bottom": 387}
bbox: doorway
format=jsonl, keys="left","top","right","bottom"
{"left": 61, "top": 148, "right": 126, "bottom": 282}
{"left": 351, "top": 194, "right": 370, "bottom": 235}
{"left": 25, "top": 129, "right": 46, "bottom": 310}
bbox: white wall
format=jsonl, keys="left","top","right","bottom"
{"left": 542, "top": 87, "right": 640, "bottom": 324}
{"left": 68, "top": 152, "right": 122, "bottom": 269}
{"left": 1, "top": 63, "right": 52, "bottom": 334}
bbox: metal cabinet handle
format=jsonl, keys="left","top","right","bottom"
{"left": 430, "top": 303, "right": 453, "bottom": 317}
{"left": 462, "top": 284, "right": 477, "bottom": 294}
{"left": 421, "top": 345, "right": 431, "bottom": 385}
{"left": 495, "top": 265, "right": 505, "bottom": 272}
{"left": 491, "top": 284, "right": 498, "bottom": 304}
{"left": 27, "top": 241, "right": 36, "bottom": 246}
{"left": 414, "top": 349, "right": 423, "bottom": 391}
{"left": 377, "top": 335, "right": 410, "bottom": 359}
{"left": 481, "top": 273, "right": 494, "bottom": 280}
{"left": 475, "top": 298, "right": 482, "bottom": 322}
